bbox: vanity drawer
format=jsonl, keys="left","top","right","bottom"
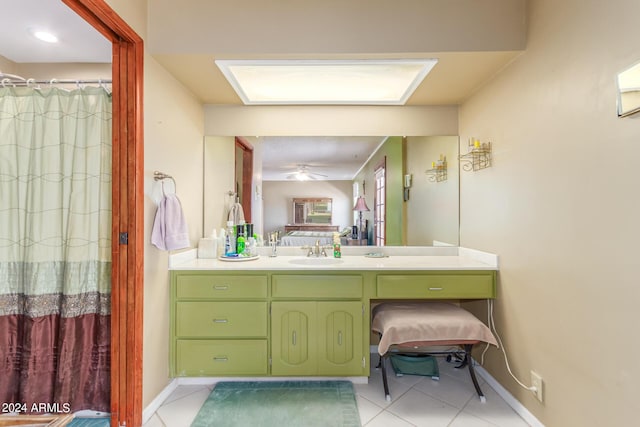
{"left": 272, "top": 275, "right": 363, "bottom": 299}
{"left": 176, "top": 302, "right": 267, "bottom": 337}
{"left": 377, "top": 273, "right": 495, "bottom": 299}
{"left": 176, "top": 339, "right": 268, "bottom": 376}
{"left": 176, "top": 274, "right": 267, "bottom": 299}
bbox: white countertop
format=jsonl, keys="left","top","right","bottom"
{"left": 169, "top": 246, "right": 498, "bottom": 271}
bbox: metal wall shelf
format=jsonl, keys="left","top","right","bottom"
{"left": 460, "top": 139, "right": 492, "bottom": 172}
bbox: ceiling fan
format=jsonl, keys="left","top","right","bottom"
{"left": 286, "top": 164, "right": 328, "bottom": 181}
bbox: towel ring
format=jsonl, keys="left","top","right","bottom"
{"left": 154, "top": 170, "right": 177, "bottom": 194}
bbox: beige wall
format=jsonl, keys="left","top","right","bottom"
{"left": 142, "top": 53, "right": 203, "bottom": 408}
{"left": 0, "top": 56, "right": 17, "bottom": 74}
{"left": 106, "top": 0, "right": 205, "bottom": 409}
{"left": 405, "top": 136, "right": 459, "bottom": 246}
{"left": 203, "top": 136, "right": 236, "bottom": 236}
{"left": 204, "top": 105, "right": 458, "bottom": 136}
{"left": 458, "top": 0, "right": 640, "bottom": 425}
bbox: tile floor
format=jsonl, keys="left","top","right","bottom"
{"left": 143, "top": 356, "right": 531, "bottom": 427}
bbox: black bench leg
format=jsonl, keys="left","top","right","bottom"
{"left": 380, "top": 354, "right": 391, "bottom": 401}
{"left": 464, "top": 344, "right": 486, "bottom": 403}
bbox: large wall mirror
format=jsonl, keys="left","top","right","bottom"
{"left": 203, "top": 135, "right": 459, "bottom": 247}
{"left": 617, "top": 61, "right": 640, "bottom": 117}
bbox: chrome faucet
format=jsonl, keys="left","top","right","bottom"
{"left": 307, "top": 239, "right": 327, "bottom": 257}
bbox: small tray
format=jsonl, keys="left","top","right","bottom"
{"left": 218, "top": 254, "right": 260, "bottom": 262}
{"left": 364, "top": 252, "right": 388, "bottom": 258}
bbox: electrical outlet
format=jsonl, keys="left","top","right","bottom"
{"left": 530, "top": 371, "right": 543, "bottom": 403}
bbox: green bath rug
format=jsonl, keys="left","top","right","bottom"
{"left": 67, "top": 418, "right": 110, "bottom": 427}
{"left": 191, "top": 381, "right": 361, "bottom": 427}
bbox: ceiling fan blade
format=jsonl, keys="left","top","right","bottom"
{"left": 308, "top": 171, "right": 328, "bottom": 178}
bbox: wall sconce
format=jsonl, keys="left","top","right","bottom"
{"left": 425, "top": 155, "right": 447, "bottom": 182}
{"left": 460, "top": 138, "right": 492, "bottom": 171}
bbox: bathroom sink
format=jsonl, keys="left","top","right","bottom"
{"left": 288, "top": 257, "right": 344, "bottom": 266}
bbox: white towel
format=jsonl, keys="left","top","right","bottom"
{"left": 151, "top": 193, "right": 190, "bottom": 251}
{"left": 227, "top": 202, "right": 245, "bottom": 225}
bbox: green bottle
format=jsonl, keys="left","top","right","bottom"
{"left": 236, "top": 224, "right": 246, "bottom": 254}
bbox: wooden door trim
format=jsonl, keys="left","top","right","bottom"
{"left": 235, "top": 137, "right": 253, "bottom": 223}
{"left": 61, "top": 1, "right": 144, "bottom": 426}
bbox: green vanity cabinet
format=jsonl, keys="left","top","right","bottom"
{"left": 170, "top": 267, "right": 494, "bottom": 378}
{"left": 170, "top": 272, "right": 269, "bottom": 377}
{"left": 271, "top": 300, "right": 364, "bottom": 376}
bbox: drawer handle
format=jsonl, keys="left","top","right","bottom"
{"left": 212, "top": 318, "right": 228, "bottom": 323}
{"left": 213, "top": 285, "right": 229, "bottom": 291}
{"left": 292, "top": 331, "right": 297, "bottom": 346}
{"left": 213, "top": 356, "right": 228, "bottom": 362}
{"left": 428, "top": 287, "right": 444, "bottom": 291}
{"left": 338, "top": 331, "right": 343, "bottom": 346}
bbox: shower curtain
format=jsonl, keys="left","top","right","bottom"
{"left": 0, "top": 86, "right": 112, "bottom": 412}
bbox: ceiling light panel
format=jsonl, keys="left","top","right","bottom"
{"left": 215, "top": 59, "right": 438, "bottom": 105}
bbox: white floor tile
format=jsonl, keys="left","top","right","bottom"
{"left": 141, "top": 413, "right": 166, "bottom": 427}
{"left": 356, "top": 395, "right": 384, "bottom": 425}
{"left": 364, "top": 410, "right": 415, "bottom": 427}
{"left": 412, "top": 372, "right": 476, "bottom": 409}
{"left": 355, "top": 366, "right": 412, "bottom": 408}
{"left": 155, "top": 388, "right": 210, "bottom": 427}
{"left": 449, "top": 411, "right": 500, "bottom": 427}
{"left": 387, "top": 388, "right": 461, "bottom": 427}
{"left": 145, "top": 355, "right": 531, "bottom": 427}
{"left": 462, "top": 386, "right": 530, "bottom": 427}
{"left": 162, "top": 384, "right": 210, "bottom": 406}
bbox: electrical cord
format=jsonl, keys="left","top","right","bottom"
{"left": 480, "top": 299, "right": 538, "bottom": 393}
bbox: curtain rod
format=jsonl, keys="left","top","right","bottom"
{"left": 0, "top": 72, "right": 112, "bottom": 87}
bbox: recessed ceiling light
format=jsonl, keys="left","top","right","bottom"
{"left": 215, "top": 59, "right": 438, "bottom": 105}
{"left": 32, "top": 30, "right": 59, "bottom": 43}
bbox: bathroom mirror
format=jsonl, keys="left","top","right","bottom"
{"left": 616, "top": 61, "right": 640, "bottom": 117}
{"left": 203, "top": 135, "right": 459, "bottom": 246}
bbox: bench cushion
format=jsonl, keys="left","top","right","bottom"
{"left": 372, "top": 302, "right": 497, "bottom": 355}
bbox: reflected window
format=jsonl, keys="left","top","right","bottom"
{"left": 374, "top": 159, "right": 386, "bottom": 246}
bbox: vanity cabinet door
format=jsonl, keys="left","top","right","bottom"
{"left": 317, "top": 302, "right": 364, "bottom": 376}
{"left": 271, "top": 301, "right": 364, "bottom": 376}
{"left": 271, "top": 302, "right": 317, "bottom": 375}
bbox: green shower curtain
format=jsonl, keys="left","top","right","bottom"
{"left": 0, "top": 86, "right": 112, "bottom": 413}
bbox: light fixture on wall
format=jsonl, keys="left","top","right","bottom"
{"left": 425, "top": 155, "right": 447, "bottom": 182}
{"left": 353, "top": 196, "right": 370, "bottom": 241}
{"left": 215, "top": 59, "right": 438, "bottom": 105}
{"left": 459, "top": 138, "right": 492, "bottom": 171}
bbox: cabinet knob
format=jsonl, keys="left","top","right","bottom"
{"left": 213, "top": 318, "right": 228, "bottom": 323}
{"left": 292, "top": 331, "right": 297, "bottom": 346}
{"left": 213, "top": 285, "right": 229, "bottom": 290}
{"left": 428, "top": 287, "right": 443, "bottom": 291}
{"left": 213, "top": 356, "right": 228, "bottom": 362}
{"left": 338, "top": 331, "right": 343, "bottom": 346}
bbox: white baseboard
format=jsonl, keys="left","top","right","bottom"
{"left": 176, "top": 376, "right": 369, "bottom": 386}
{"left": 142, "top": 379, "right": 178, "bottom": 425}
{"left": 474, "top": 364, "right": 545, "bottom": 427}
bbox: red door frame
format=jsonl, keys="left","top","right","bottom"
{"left": 61, "top": 1, "right": 144, "bottom": 426}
